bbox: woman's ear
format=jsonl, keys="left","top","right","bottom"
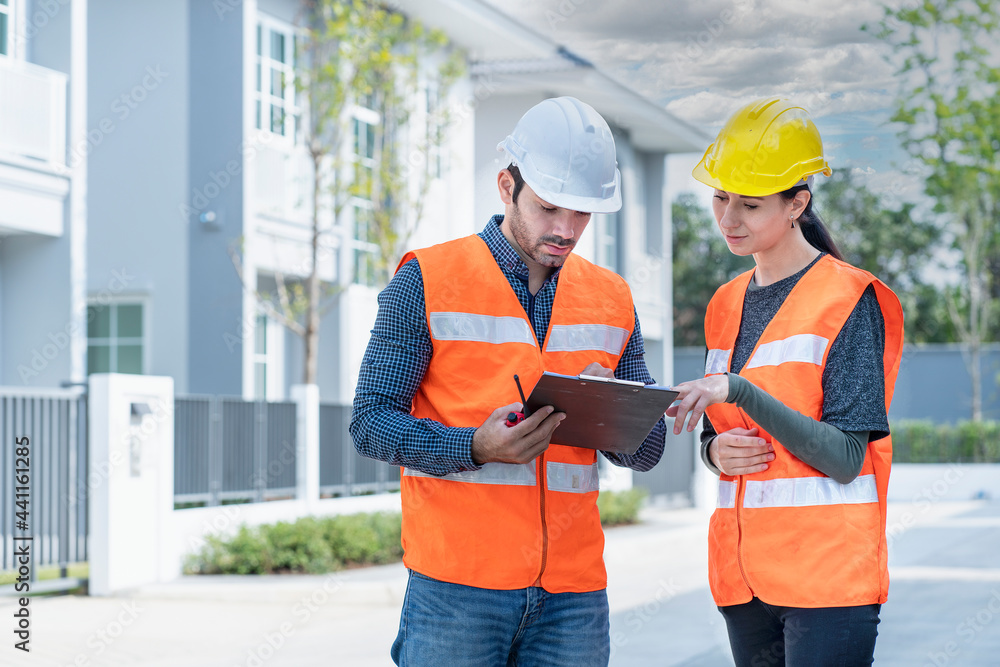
{"left": 792, "top": 189, "right": 811, "bottom": 218}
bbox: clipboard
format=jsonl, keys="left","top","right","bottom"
{"left": 524, "top": 372, "right": 678, "bottom": 454}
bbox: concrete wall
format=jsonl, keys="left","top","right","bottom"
{"left": 88, "top": 0, "right": 190, "bottom": 390}
{"left": 892, "top": 344, "right": 1000, "bottom": 423}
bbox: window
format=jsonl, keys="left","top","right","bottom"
{"left": 425, "top": 81, "right": 445, "bottom": 179}
{"left": 255, "top": 17, "right": 300, "bottom": 141}
{"left": 253, "top": 313, "right": 268, "bottom": 400}
{"left": 595, "top": 211, "right": 623, "bottom": 274}
{"left": 352, "top": 204, "right": 378, "bottom": 287}
{"left": 251, "top": 309, "right": 284, "bottom": 400}
{"left": 353, "top": 116, "right": 376, "bottom": 199}
{"left": 87, "top": 303, "right": 145, "bottom": 375}
{"left": 350, "top": 100, "right": 380, "bottom": 287}
{"left": 0, "top": 0, "right": 11, "bottom": 57}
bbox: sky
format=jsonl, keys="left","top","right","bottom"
{"left": 482, "top": 0, "right": 921, "bottom": 210}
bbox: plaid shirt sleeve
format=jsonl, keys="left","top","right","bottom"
{"left": 348, "top": 259, "right": 480, "bottom": 476}
{"left": 600, "top": 310, "right": 668, "bottom": 472}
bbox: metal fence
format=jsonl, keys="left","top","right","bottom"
{"left": 0, "top": 388, "right": 87, "bottom": 593}
{"left": 319, "top": 403, "right": 400, "bottom": 496}
{"left": 174, "top": 396, "right": 297, "bottom": 506}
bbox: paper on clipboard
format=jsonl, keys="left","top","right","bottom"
{"left": 524, "top": 372, "right": 678, "bottom": 454}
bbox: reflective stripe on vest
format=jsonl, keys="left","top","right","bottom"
{"left": 705, "top": 348, "right": 731, "bottom": 375}
{"left": 745, "top": 333, "right": 829, "bottom": 370}
{"left": 546, "top": 461, "right": 600, "bottom": 493}
{"left": 404, "top": 462, "right": 536, "bottom": 486}
{"left": 546, "top": 324, "right": 629, "bottom": 355}
{"left": 744, "top": 474, "right": 877, "bottom": 508}
{"left": 428, "top": 312, "right": 536, "bottom": 346}
{"left": 717, "top": 475, "right": 878, "bottom": 509}
{"left": 403, "top": 461, "right": 599, "bottom": 493}
{"left": 718, "top": 480, "right": 737, "bottom": 508}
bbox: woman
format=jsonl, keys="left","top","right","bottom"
{"left": 667, "top": 98, "right": 904, "bottom": 666}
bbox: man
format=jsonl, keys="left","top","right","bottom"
{"left": 350, "top": 96, "right": 666, "bottom": 666}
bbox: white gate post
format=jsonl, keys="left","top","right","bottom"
{"left": 292, "top": 384, "right": 320, "bottom": 507}
{"left": 88, "top": 374, "right": 174, "bottom": 596}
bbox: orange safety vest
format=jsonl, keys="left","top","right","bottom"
{"left": 397, "top": 234, "right": 636, "bottom": 594}
{"left": 704, "top": 255, "right": 904, "bottom": 608}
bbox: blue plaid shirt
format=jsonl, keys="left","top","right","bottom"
{"left": 350, "top": 215, "right": 666, "bottom": 476}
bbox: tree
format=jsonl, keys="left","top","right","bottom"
{"left": 232, "top": 0, "right": 463, "bottom": 386}
{"left": 869, "top": 0, "right": 1000, "bottom": 420}
{"left": 671, "top": 193, "right": 753, "bottom": 347}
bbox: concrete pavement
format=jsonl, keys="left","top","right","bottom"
{"left": 2, "top": 499, "right": 998, "bottom": 666}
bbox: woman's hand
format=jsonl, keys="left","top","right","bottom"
{"left": 709, "top": 427, "right": 774, "bottom": 476}
{"left": 665, "top": 375, "right": 731, "bottom": 435}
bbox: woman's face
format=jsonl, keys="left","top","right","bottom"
{"left": 711, "top": 189, "right": 801, "bottom": 256}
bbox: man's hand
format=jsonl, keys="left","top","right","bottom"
{"left": 472, "top": 403, "right": 565, "bottom": 465}
{"left": 708, "top": 427, "right": 774, "bottom": 476}
{"left": 579, "top": 362, "right": 614, "bottom": 379}
{"left": 665, "top": 375, "right": 731, "bottom": 434}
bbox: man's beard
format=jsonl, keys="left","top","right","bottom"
{"left": 507, "top": 203, "right": 575, "bottom": 268}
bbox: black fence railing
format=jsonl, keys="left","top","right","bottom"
{"left": 0, "top": 388, "right": 88, "bottom": 593}
{"left": 319, "top": 403, "right": 400, "bottom": 496}
{"left": 174, "top": 396, "right": 297, "bottom": 506}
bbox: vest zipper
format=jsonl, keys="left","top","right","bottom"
{"left": 534, "top": 453, "right": 548, "bottom": 586}
{"left": 735, "top": 475, "right": 754, "bottom": 595}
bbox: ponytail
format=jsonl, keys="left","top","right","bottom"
{"left": 780, "top": 184, "right": 843, "bottom": 260}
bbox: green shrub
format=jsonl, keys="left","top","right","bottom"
{"left": 597, "top": 488, "right": 648, "bottom": 527}
{"left": 891, "top": 420, "right": 1000, "bottom": 463}
{"left": 185, "top": 512, "right": 403, "bottom": 576}
{"left": 321, "top": 511, "right": 403, "bottom": 566}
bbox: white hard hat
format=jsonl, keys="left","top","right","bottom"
{"left": 497, "top": 96, "right": 622, "bottom": 214}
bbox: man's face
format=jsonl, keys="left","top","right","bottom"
{"left": 498, "top": 171, "right": 592, "bottom": 270}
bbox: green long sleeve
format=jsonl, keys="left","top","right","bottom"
{"left": 700, "top": 374, "right": 869, "bottom": 484}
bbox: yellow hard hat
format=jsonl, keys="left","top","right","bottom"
{"left": 692, "top": 97, "right": 832, "bottom": 197}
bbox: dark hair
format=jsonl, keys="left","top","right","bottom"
{"left": 506, "top": 163, "right": 526, "bottom": 205}
{"left": 779, "top": 184, "right": 843, "bottom": 261}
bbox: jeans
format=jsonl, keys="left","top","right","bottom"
{"left": 391, "top": 570, "right": 610, "bottom": 666}
{"left": 719, "top": 597, "right": 881, "bottom": 667}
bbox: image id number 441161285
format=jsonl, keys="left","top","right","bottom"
{"left": 13, "top": 435, "right": 32, "bottom": 653}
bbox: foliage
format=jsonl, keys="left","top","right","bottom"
{"left": 868, "top": 0, "right": 1000, "bottom": 418}
{"left": 597, "top": 488, "right": 649, "bottom": 527}
{"left": 184, "top": 512, "right": 403, "bottom": 575}
{"left": 671, "top": 193, "right": 753, "bottom": 347}
{"left": 891, "top": 420, "right": 1000, "bottom": 463}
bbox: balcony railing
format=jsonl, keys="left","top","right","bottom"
{"left": 0, "top": 58, "right": 67, "bottom": 166}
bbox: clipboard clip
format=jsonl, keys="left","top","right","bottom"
{"left": 577, "top": 374, "right": 645, "bottom": 387}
